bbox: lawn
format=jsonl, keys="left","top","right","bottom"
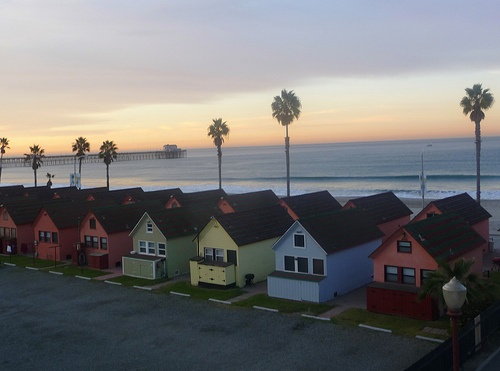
{"left": 232, "top": 293, "right": 333, "bottom": 315}
{"left": 156, "top": 281, "right": 245, "bottom": 301}
{"left": 333, "top": 307, "right": 450, "bottom": 340}
{"left": 49, "top": 265, "right": 112, "bottom": 279}
{"left": 1, "top": 254, "right": 63, "bottom": 269}
{"left": 106, "top": 275, "right": 171, "bottom": 287}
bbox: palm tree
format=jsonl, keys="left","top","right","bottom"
{"left": 418, "top": 258, "right": 493, "bottom": 307}
{"left": 98, "top": 140, "right": 118, "bottom": 190}
{"left": 24, "top": 144, "right": 45, "bottom": 187}
{"left": 460, "top": 84, "right": 494, "bottom": 204}
{"left": 72, "top": 137, "right": 90, "bottom": 188}
{"left": 0, "top": 137, "right": 10, "bottom": 184}
{"left": 271, "top": 89, "right": 302, "bottom": 197}
{"left": 46, "top": 173, "right": 55, "bottom": 188}
{"left": 207, "top": 118, "right": 230, "bottom": 189}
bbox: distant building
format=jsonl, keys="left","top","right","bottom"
{"left": 163, "top": 144, "right": 179, "bottom": 152}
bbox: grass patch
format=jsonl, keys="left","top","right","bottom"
{"left": 333, "top": 307, "right": 450, "bottom": 339}
{"left": 157, "top": 281, "right": 245, "bottom": 301}
{"left": 107, "top": 275, "right": 170, "bottom": 287}
{"left": 50, "top": 265, "right": 112, "bottom": 278}
{"left": 0, "top": 254, "right": 63, "bottom": 269}
{"left": 232, "top": 293, "right": 333, "bottom": 315}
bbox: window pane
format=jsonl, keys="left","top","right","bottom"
{"left": 52, "top": 232, "right": 58, "bottom": 244}
{"left": 297, "top": 257, "right": 308, "bottom": 273}
{"left": 294, "top": 234, "right": 305, "bottom": 248}
{"left": 85, "top": 235, "right": 91, "bottom": 247}
{"left": 227, "top": 250, "right": 237, "bottom": 265}
{"left": 205, "top": 248, "right": 213, "bottom": 261}
{"left": 146, "top": 223, "right": 153, "bottom": 233}
{"left": 385, "top": 266, "right": 398, "bottom": 283}
{"left": 284, "top": 256, "right": 295, "bottom": 271}
{"left": 158, "top": 243, "right": 166, "bottom": 256}
{"left": 139, "top": 241, "right": 146, "bottom": 253}
{"left": 92, "top": 237, "right": 99, "bottom": 248}
{"left": 313, "top": 259, "right": 324, "bottom": 275}
{"left": 215, "top": 249, "right": 224, "bottom": 262}
{"left": 101, "top": 238, "right": 107, "bottom": 250}
{"left": 90, "top": 218, "right": 96, "bottom": 229}
{"left": 11, "top": 228, "right": 16, "bottom": 238}
{"left": 148, "top": 242, "right": 155, "bottom": 254}
{"left": 39, "top": 231, "right": 44, "bottom": 242}
{"left": 402, "top": 268, "right": 415, "bottom": 285}
{"left": 397, "top": 241, "right": 411, "bottom": 253}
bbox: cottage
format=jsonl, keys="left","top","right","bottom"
{"left": 189, "top": 205, "right": 294, "bottom": 288}
{"left": 343, "top": 192, "right": 413, "bottom": 241}
{"left": 367, "top": 213, "right": 485, "bottom": 320}
{"left": 267, "top": 208, "right": 383, "bottom": 303}
{"left": 123, "top": 208, "right": 197, "bottom": 279}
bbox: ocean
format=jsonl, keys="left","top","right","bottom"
{"left": 2, "top": 136, "right": 499, "bottom": 200}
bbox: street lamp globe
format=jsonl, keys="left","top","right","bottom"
{"left": 442, "top": 276, "right": 467, "bottom": 312}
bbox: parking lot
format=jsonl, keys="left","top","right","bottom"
{"left": 0, "top": 266, "right": 436, "bottom": 370}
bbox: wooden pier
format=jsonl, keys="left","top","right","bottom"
{"left": 1, "top": 149, "right": 187, "bottom": 168}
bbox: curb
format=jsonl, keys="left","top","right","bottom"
{"left": 359, "top": 324, "right": 392, "bottom": 333}
{"left": 105, "top": 280, "right": 122, "bottom": 286}
{"left": 49, "top": 271, "right": 63, "bottom": 275}
{"left": 75, "top": 275, "right": 91, "bottom": 280}
{"left": 208, "top": 298, "right": 231, "bottom": 305}
{"left": 415, "top": 335, "right": 445, "bottom": 343}
{"left": 26, "top": 266, "right": 39, "bottom": 271}
{"left": 134, "top": 285, "right": 152, "bottom": 291}
{"left": 170, "top": 291, "right": 190, "bottom": 297}
{"left": 4, "top": 262, "right": 16, "bottom": 267}
{"left": 301, "top": 314, "right": 331, "bottom": 321}
{"left": 253, "top": 305, "right": 278, "bottom": 313}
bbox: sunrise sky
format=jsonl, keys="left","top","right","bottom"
{"left": 1, "top": 1, "right": 499, "bottom": 156}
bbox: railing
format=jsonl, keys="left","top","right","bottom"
{"left": 0, "top": 150, "right": 187, "bottom": 168}
{"left": 406, "top": 300, "right": 500, "bottom": 370}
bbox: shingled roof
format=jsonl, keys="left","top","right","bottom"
{"left": 345, "top": 192, "right": 412, "bottom": 224}
{"left": 143, "top": 208, "right": 198, "bottom": 239}
{"left": 226, "top": 190, "right": 279, "bottom": 212}
{"left": 215, "top": 204, "right": 294, "bottom": 246}
{"left": 39, "top": 199, "right": 101, "bottom": 229}
{"left": 429, "top": 193, "right": 492, "bottom": 225}
{"left": 404, "top": 213, "right": 485, "bottom": 262}
{"left": 2, "top": 196, "right": 45, "bottom": 225}
{"left": 298, "top": 208, "right": 384, "bottom": 254}
{"left": 280, "top": 191, "right": 342, "bottom": 218}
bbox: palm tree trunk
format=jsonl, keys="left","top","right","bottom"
{"left": 106, "top": 164, "right": 110, "bottom": 190}
{"left": 285, "top": 124, "right": 290, "bottom": 197}
{"left": 475, "top": 120, "right": 481, "bottom": 204}
{"left": 217, "top": 145, "right": 222, "bottom": 189}
{"left": 34, "top": 169, "right": 37, "bottom": 187}
{"left": 0, "top": 154, "right": 3, "bottom": 184}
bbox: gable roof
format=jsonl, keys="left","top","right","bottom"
{"left": 142, "top": 208, "right": 197, "bottom": 239}
{"left": 298, "top": 208, "right": 384, "bottom": 254}
{"left": 90, "top": 187, "right": 146, "bottom": 204}
{"left": 344, "top": 191, "right": 412, "bottom": 224}
{"left": 142, "top": 188, "right": 183, "bottom": 204}
{"left": 89, "top": 202, "right": 163, "bottom": 234}
{"left": 404, "top": 213, "right": 485, "bottom": 261}
{"left": 279, "top": 191, "right": 342, "bottom": 218}
{"left": 215, "top": 204, "right": 294, "bottom": 246}
{"left": 38, "top": 199, "right": 101, "bottom": 229}
{"left": 174, "top": 189, "right": 229, "bottom": 224}
{"left": 226, "top": 190, "right": 279, "bottom": 212}
{"left": 1, "top": 196, "right": 45, "bottom": 225}
{"left": 0, "top": 185, "right": 26, "bottom": 199}
{"left": 428, "top": 193, "right": 492, "bottom": 225}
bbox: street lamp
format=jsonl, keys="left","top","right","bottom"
{"left": 442, "top": 277, "right": 467, "bottom": 371}
{"left": 420, "top": 143, "right": 432, "bottom": 209}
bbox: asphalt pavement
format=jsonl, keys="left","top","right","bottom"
{"left": 0, "top": 265, "right": 436, "bottom": 371}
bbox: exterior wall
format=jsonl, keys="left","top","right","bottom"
{"left": 236, "top": 238, "right": 277, "bottom": 287}
{"left": 79, "top": 213, "right": 110, "bottom": 268}
{"left": 372, "top": 233, "right": 438, "bottom": 286}
{"left": 15, "top": 225, "right": 36, "bottom": 254}
{"left": 267, "top": 276, "right": 321, "bottom": 302}
{"left": 107, "top": 231, "right": 133, "bottom": 268}
{"left": 0, "top": 209, "right": 19, "bottom": 253}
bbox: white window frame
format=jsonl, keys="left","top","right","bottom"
{"left": 146, "top": 223, "right": 153, "bottom": 233}
{"left": 293, "top": 233, "right": 306, "bottom": 249}
{"left": 139, "top": 240, "right": 147, "bottom": 254}
{"left": 204, "top": 247, "right": 224, "bottom": 262}
{"left": 147, "top": 241, "right": 155, "bottom": 255}
{"left": 158, "top": 242, "right": 166, "bottom": 257}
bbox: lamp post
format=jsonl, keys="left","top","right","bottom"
{"left": 442, "top": 276, "right": 467, "bottom": 371}
{"left": 420, "top": 143, "right": 432, "bottom": 209}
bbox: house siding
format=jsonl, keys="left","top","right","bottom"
{"left": 268, "top": 276, "right": 321, "bottom": 302}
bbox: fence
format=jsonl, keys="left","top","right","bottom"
{"left": 406, "top": 300, "right": 500, "bottom": 370}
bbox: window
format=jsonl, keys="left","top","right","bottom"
{"left": 227, "top": 250, "right": 237, "bottom": 265}
{"left": 384, "top": 266, "right": 398, "bottom": 283}
{"left": 4, "top": 228, "right": 10, "bottom": 238}
{"left": 89, "top": 218, "right": 96, "bottom": 229}
{"left": 284, "top": 256, "right": 295, "bottom": 271}
{"left": 402, "top": 268, "right": 415, "bottom": 285}
{"left": 0, "top": 227, "right": 4, "bottom": 236}
{"left": 3, "top": 211, "right": 8, "bottom": 220}
{"left": 85, "top": 235, "right": 91, "bottom": 247}
{"left": 284, "top": 255, "right": 308, "bottom": 273}
{"left": 39, "top": 231, "right": 50, "bottom": 243}
{"left": 11, "top": 228, "right": 16, "bottom": 238}
{"left": 146, "top": 223, "right": 153, "bottom": 233}
{"left": 205, "top": 247, "right": 224, "bottom": 262}
{"left": 157, "top": 242, "right": 166, "bottom": 256}
{"left": 421, "top": 269, "right": 433, "bottom": 285}
{"left": 92, "top": 236, "right": 99, "bottom": 248}
{"left": 294, "top": 233, "right": 305, "bottom": 248}
{"left": 313, "top": 259, "right": 324, "bottom": 275}
{"left": 139, "top": 241, "right": 147, "bottom": 254}
{"left": 100, "top": 237, "right": 108, "bottom": 250}
{"left": 52, "top": 232, "right": 58, "bottom": 244}
{"left": 148, "top": 241, "right": 155, "bottom": 255}
{"left": 397, "top": 240, "right": 411, "bottom": 253}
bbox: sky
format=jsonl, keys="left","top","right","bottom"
{"left": 1, "top": 0, "right": 500, "bottom": 156}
